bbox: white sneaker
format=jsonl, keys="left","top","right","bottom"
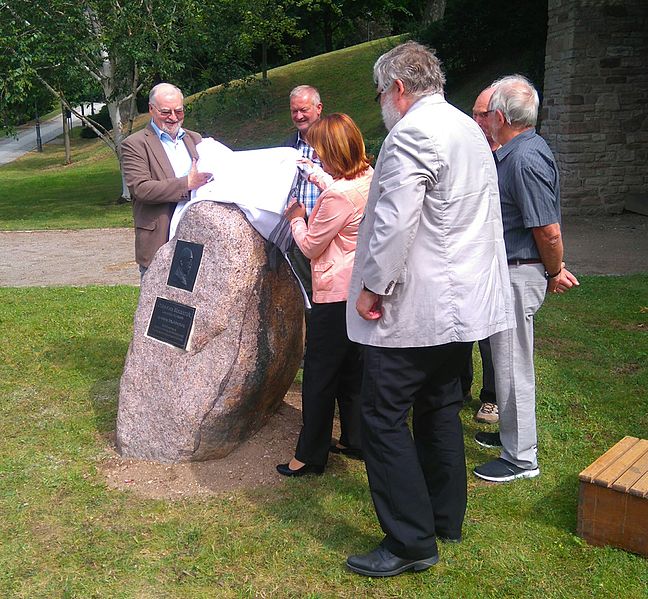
{"left": 475, "top": 402, "right": 499, "bottom": 424}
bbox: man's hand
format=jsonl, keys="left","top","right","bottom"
{"left": 356, "top": 288, "right": 383, "bottom": 320}
{"left": 284, "top": 198, "right": 306, "bottom": 221}
{"left": 187, "top": 158, "right": 213, "bottom": 190}
{"left": 547, "top": 263, "right": 580, "bottom": 294}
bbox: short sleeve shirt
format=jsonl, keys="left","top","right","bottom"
{"left": 494, "top": 129, "right": 561, "bottom": 260}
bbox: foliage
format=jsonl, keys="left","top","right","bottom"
{"left": 239, "top": 0, "right": 306, "bottom": 80}
{"left": 295, "top": 0, "right": 415, "bottom": 53}
{"left": 0, "top": 278, "right": 647, "bottom": 596}
{"left": 0, "top": 0, "right": 197, "bottom": 158}
{"left": 417, "top": 0, "right": 548, "bottom": 90}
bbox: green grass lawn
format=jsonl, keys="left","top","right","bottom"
{"left": 1, "top": 276, "right": 646, "bottom": 597}
{"left": 0, "top": 134, "right": 128, "bottom": 230}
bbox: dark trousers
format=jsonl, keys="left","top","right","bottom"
{"left": 295, "top": 301, "right": 363, "bottom": 466}
{"left": 361, "top": 342, "right": 472, "bottom": 559}
{"left": 461, "top": 338, "right": 497, "bottom": 404}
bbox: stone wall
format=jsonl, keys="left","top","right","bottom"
{"left": 543, "top": 0, "right": 648, "bottom": 214}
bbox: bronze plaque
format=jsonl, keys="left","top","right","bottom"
{"left": 147, "top": 297, "right": 196, "bottom": 350}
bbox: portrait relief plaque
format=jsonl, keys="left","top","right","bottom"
{"left": 167, "top": 240, "right": 204, "bottom": 292}
{"left": 147, "top": 297, "right": 196, "bottom": 350}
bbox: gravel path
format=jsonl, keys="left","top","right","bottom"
{"left": 0, "top": 213, "right": 646, "bottom": 287}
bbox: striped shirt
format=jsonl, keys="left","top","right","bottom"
{"left": 494, "top": 128, "right": 561, "bottom": 260}
{"left": 294, "top": 133, "right": 322, "bottom": 216}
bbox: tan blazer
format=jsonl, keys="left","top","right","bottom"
{"left": 121, "top": 123, "right": 202, "bottom": 267}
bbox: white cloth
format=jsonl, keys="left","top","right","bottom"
{"left": 169, "top": 139, "right": 300, "bottom": 239}
{"left": 347, "top": 94, "right": 515, "bottom": 348}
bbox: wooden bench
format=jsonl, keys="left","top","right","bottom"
{"left": 578, "top": 436, "right": 648, "bottom": 556}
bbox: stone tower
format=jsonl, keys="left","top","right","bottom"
{"left": 542, "top": 1, "right": 648, "bottom": 215}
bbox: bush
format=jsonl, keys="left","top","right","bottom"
{"left": 80, "top": 106, "right": 112, "bottom": 138}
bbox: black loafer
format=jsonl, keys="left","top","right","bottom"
{"left": 276, "top": 462, "right": 324, "bottom": 477}
{"left": 329, "top": 445, "right": 363, "bottom": 460}
{"left": 346, "top": 545, "right": 439, "bottom": 577}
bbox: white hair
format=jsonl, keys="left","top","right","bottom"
{"left": 373, "top": 41, "right": 445, "bottom": 99}
{"left": 488, "top": 75, "right": 539, "bottom": 128}
{"left": 149, "top": 83, "right": 183, "bottom": 106}
{"left": 289, "top": 85, "right": 321, "bottom": 106}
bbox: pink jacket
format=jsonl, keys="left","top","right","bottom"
{"left": 291, "top": 167, "right": 373, "bottom": 304}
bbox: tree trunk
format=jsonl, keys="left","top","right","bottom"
{"left": 261, "top": 42, "right": 268, "bottom": 80}
{"left": 62, "top": 103, "right": 71, "bottom": 165}
{"left": 323, "top": 6, "right": 333, "bottom": 52}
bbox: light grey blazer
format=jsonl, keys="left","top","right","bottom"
{"left": 346, "top": 94, "right": 514, "bottom": 348}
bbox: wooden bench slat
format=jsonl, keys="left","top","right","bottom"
{"left": 593, "top": 439, "right": 648, "bottom": 487}
{"left": 611, "top": 448, "right": 648, "bottom": 494}
{"left": 629, "top": 471, "right": 648, "bottom": 498}
{"left": 578, "top": 436, "right": 638, "bottom": 483}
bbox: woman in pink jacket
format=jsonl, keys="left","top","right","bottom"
{"left": 277, "top": 113, "right": 373, "bottom": 477}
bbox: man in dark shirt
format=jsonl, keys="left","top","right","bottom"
{"left": 473, "top": 75, "right": 579, "bottom": 483}
{"left": 462, "top": 86, "right": 501, "bottom": 424}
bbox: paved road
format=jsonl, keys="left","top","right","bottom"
{"left": 0, "top": 103, "right": 105, "bottom": 165}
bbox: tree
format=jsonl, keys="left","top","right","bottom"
{"left": 0, "top": 0, "right": 194, "bottom": 197}
{"left": 240, "top": 0, "right": 305, "bottom": 80}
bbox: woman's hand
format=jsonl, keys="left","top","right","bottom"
{"left": 296, "top": 158, "right": 314, "bottom": 174}
{"left": 284, "top": 198, "right": 306, "bottom": 221}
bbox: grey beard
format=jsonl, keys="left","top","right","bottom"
{"left": 381, "top": 97, "right": 402, "bottom": 131}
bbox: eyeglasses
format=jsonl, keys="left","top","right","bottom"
{"left": 151, "top": 105, "right": 185, "bottom": 117}
{"left": 374, "top": 82, "right": 392, "bottom": 102}
{"left": 473, "top": 110, "right": 495, "bottom": 118}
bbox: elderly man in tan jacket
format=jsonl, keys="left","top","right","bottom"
{"left": 121, "top": 83, "right": 212, "bottom": 274}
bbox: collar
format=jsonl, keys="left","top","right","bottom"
{"left": 406, "top": 92, "right": 446, "bottom": 114}
{"left": 150, "top": 119, "right": 186, "bottom": 143}
{"left": 495, "top": 128, "right": 536, "bottom": 162}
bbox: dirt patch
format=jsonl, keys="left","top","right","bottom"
{"left": 99, "top": 385, "right": 345, "bottom": 500}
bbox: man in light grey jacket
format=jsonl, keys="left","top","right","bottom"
{"left": 345, "top": 41, "right": 514, "bottom": 578}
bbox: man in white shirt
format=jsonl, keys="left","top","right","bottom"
{"left": 345, "top": 41, "right": 513, "bottom": 578}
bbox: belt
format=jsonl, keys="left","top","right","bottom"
{"left": 507, "top": 258, "right": 542, "bottom": 265}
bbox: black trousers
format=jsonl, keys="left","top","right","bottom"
{"left": 461, "top": 338, "right": 497, "bottom": 404}
{"left": 295, "top": 301, "right": 363, "bottom": 466}
{"left": 361, "top": 342, "right": 472, "bottom": 559}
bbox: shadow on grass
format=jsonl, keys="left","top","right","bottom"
{"left": 41, "top": 335, "right": 127, "bottom": 433}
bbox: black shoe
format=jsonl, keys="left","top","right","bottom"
{"left": 329, "top": 444, "right": 363, "bottom": 460}
{"left": 276, "top": 462, "right": 324, "bottom": 477}
{"left": 474, "top": 458, "right": 540, "bottom": 483}
{"left": 475, "top": 431, "right": 502, "bottom": 448}
{"left": 346, "top": 545, "right": 439, "bottom": 578}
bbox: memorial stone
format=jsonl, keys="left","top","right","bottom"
{"left": 116, "top": 202, "right": 304, "bottom": 463}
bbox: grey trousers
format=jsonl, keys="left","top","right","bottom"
{"left": 490, "top": 264, "right": 547, "bottom": 469}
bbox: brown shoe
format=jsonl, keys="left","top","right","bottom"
{"left": 475, "top": 402, "right": 499, "bottom": 424}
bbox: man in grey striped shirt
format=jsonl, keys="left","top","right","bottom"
{"left": 473, "top": 75, "right": 580, "bottom": 483}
